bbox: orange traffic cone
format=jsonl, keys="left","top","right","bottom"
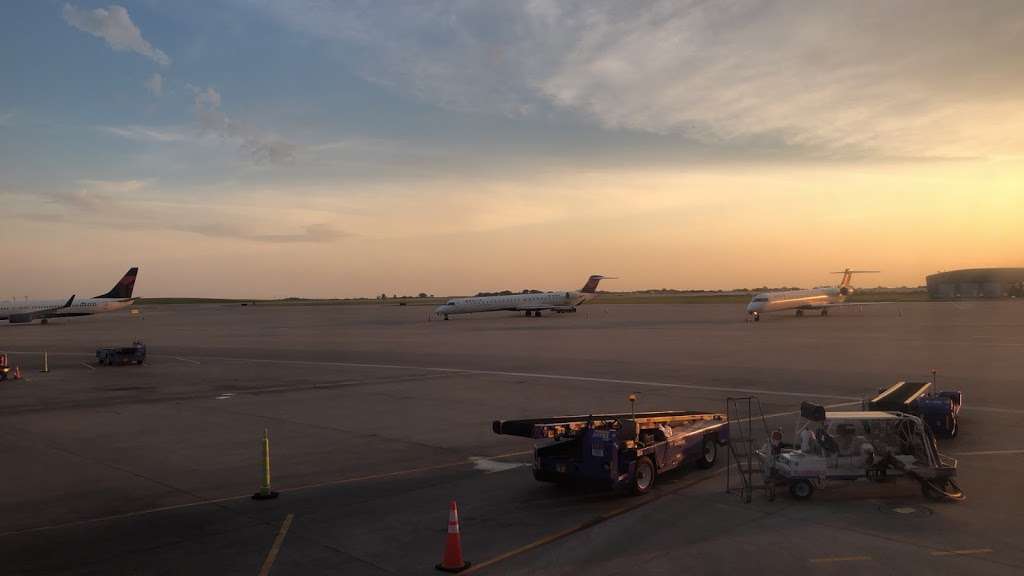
{"left": 13, "top": 366, "right": 21, "bottom": 380}
{"left": 436, "top": 500, "right": 470, "bottom": 572}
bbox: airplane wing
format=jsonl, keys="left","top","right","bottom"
{"left": 514, "top": 304, "right": 556, "bottom": 311}
{"left": 32, "top": 295, "right": 76, "bottom": 319}
{"left": 802, "top": 301, "right": 898, "bottom": 310}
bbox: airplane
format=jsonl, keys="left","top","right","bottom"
{"left": 745, "top": 269, "right": 880, "bottom": 321}
{"left": 0, "top": 267, "right": 139, "bottom": 324}
{"left": 434, "top": 275, "right": 615, "bottom": 320}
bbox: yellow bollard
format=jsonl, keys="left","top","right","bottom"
{"left": 252, "top": 428, "right": 279, "bottom": 500}
{"left": 42, "top": 351, "right": 49, "bottom": 373}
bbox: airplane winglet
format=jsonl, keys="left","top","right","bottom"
{"left": 63, "top": 294, "right": 75, "bottom": 308}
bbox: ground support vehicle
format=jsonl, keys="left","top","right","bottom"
{"left": 96, "top": 341, "right": 146, "bottom": 365}
{"left": 493, "top": 410, "right": 729, "bottom": 495}
{"left": 758, "top": 403, "right": 964, "bottom": 502}
{"left": 866, "top": 381, "right": 962, "bottom": 438}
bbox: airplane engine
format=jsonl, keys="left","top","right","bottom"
{"left": 839, "top": 286, "right": 853, "bottom": 297}
{"left": 9, "top": 314, "right": 33, "bottom": 324}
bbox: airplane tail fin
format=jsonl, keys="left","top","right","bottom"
{"left": 830, "top": 269, "right": 879, "bottom": 287}
{"left": 580, "top": 275, "right": 616, "bottom": 294}
{"left": 95, "top": 267, "right": 138, "bottom": 299}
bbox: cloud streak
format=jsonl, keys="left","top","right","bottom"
{"left": 191, "top": 85, "right": 297, "bottom": 165}
{"left": 63, "top": 4, "right": 171, "bottom": 66}
{"left": 259, "top": 0, "right": 1024, "bottom": 159}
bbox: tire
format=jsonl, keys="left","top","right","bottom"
{"left": 789, "top": 479, "right": 814, "bottom": 500}
{"left": 697, "top": 435, "right": 717, "bottom": 469}
{"left": 631, "top": 457, "right": 655, "bottom": 495}
{"left": 946, "top": 415, "right": 958, "bottom": 438}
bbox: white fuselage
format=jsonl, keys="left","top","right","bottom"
{"left": 435, "top": 291, "right": 593, "bottom": 317}
{"left": 0, "top": 297, "right": 135, "bottom": 320}
{"left": 745, "top": 287, "right": 845, "bottom": 316}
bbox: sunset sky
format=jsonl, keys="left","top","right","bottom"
{"left": 2, "top": 1, "right": 1022, "bottom": 298}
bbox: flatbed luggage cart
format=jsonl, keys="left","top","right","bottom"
{"left": 493, "top": 409, "right": 728, "bottom": 495}
{"left": 758, "top": 403, "right": 964, "bottom": 502}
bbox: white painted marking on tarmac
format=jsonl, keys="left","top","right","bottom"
{"left": 80, "top": 362, "right": 94, "bottom": 371}
{"left": 173, "top": 356, "right": 201, "bottom": 365}
{"left": 0, "top": 449, "right": 533, "bottom": 538}
{"left": 192, "top": 356, "right": 863, "bottom": 401}
{"left": 809, "top": 556, "right": 872, "bottom": 563}
{"left": 931, "top": 548, "right": 993, "bottom": 557}
{"left": 257, "top": 513, "right": 294, "bottom": 576}
{"left": 215, "top": 393, "right": 234, "bottom": 400}
{"left": 952, "top": 449, "right": 1024, "bottom": 457}
{"left": 469, "top": 457, "right": 529, "bottom": 474}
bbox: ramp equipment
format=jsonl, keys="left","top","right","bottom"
{"left": 96, "top": 341, "right": 146, "bottom": 366}
{"left": 758, "top": 406, "right": 964, "bottom": 502}
{"left": 866, "top": 381, "right": 962, "bottom": 438}
{"left": 725, "top": 397, "right": 774, "bottom": 503}
{"left": 493, "top": 408, "right": 728, "bottom": 495}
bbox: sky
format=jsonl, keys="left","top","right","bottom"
{"left": 2, "top": 1, "right": 1023, "bottom": 298}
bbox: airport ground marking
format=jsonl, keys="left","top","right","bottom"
{"left": 0, "top": 449, "right": 531, "bottom": 538}
{"left": 951, "top": 449, "right": 1024, "bottom": 457}
{"left": 186, "top": 355, "right": 865, "bottom": 401}
{"left": 8, "top": 350, "right": 1024, "bottom": 414}
{"left": 257, "top": 513, "right": 294, "bottom": 576}
{"left": 931, "top": 548, "right": 993, "bottom": 557}
{"left": 79, "top": 362, "right": 94, "bottom": 371}
{"left": 173, "top": 356, "right": 201, "bottom": 365}
{"left": 809, "top": 556, "right": 872, "bottom": 564}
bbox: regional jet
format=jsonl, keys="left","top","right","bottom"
{"left": 746, "top": 269, "right": 879, "bottom": 321}
{"left": 435, "top": 275, "right": 614, "bottom": 320}
{"left": 0, "top": 267, "right": 139, "bottom": 324}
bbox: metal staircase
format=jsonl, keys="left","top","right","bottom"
{"left": 725, "top": 396, "right": 773, "bottom": 502}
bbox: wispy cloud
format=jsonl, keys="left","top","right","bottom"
{"left": 186, "top": 222, "right": 348, "bottom": 243}
{"left": 144, "top": 73, "right": 163, "bottom": 96}
{"left": 98, "top": 125, "right": 190, "bottom": 142}
{"left": 62, "top": 4, "right": 171, "bottom": 66}
{"left": 190, "top": 85, "right": 297, "bottom": 165}
{"left": 257, "top": 0, "right": 1024, "bottom": 160}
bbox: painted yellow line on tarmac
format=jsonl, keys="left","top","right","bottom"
{"left": 463, "top": 466, "right": 731, "bottom": 574}
{"left": 931, "top": 548, "right": 993, "bottom": 557}
{"left": 809, "top": 556, "right": 872, "bottom": 563}
{"left": 257, "top": 513, "right": 294, "bottom": 576}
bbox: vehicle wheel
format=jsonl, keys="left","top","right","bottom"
{"left": 789, "top": 479, "right": 814, "bottom": 500}
{"left": 821, "top": 309, "right": 828, "bottom": 317}
{"left": 631, "top": 457, "right": 655, "bottom": 495}
{"left": 753, "top": 313, "right": 760, "bottom": 322}
{"left": 697, "top": 435, "right": 717, "bottom": 469}
{"left": 796, "top": 310, "right": 804, "bottom": 317}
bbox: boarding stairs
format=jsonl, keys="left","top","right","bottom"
{"left": 725, "top": 396, "right": 773, "bottom": 503}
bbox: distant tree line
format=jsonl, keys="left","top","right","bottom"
{"left": 378, "top": 293, "right": 435, "bottom": 300}
{"left": 474, "top": 289, "right": 544, "bottom": 297}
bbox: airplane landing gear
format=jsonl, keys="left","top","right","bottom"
{"left": 443, "top": 314, "right": 449, "bottom": 321}
{"left": 751, "top": 312, "right": 760, "bottom": 322}
{"left": 820, "top": 309, "right": 828, "bottom": 317}
{"left": 795, "top": 310, "right": 804, "bottom": 317}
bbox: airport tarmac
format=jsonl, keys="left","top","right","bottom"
{"left": 1, "top": 301, "right": 1023, "bottom": 575}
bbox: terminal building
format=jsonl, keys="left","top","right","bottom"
{"left": 926, "top": 268, "right": 1024, "bottom": 299}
